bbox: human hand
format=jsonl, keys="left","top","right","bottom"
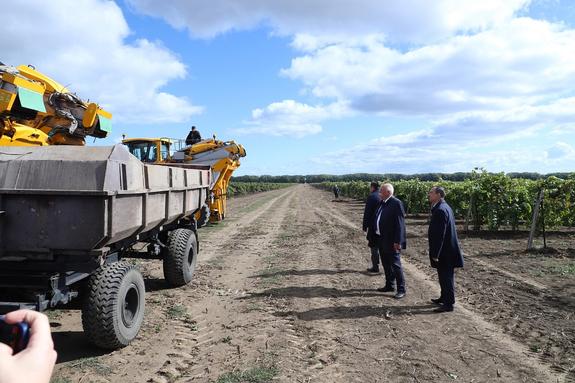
{"left": 0, "top": 310, "right": 57, "bottom": 383}
{"left": 393, "top": 243, "right": 401, "bottom": 251}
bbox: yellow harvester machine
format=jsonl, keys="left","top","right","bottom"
{"left": 122, "top": 137, "right": 246, "bottom": 225}
{"left": 0, "top": 61, "right": 112, "bottom": 146}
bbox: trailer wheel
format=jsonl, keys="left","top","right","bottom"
{"left": 196, "top": 204, "right": 210, "bottom": 228}
{"left": 82, "top": 262, "right": 145, "bottom": 349}
{"left": 163, "top": 228, "right": 198, "bottom": 287}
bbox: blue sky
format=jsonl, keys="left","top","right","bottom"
{"left": 2, "top": 0, "right": 575, "bottom": 175}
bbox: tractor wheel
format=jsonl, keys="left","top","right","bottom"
{"left": 163, "top": 228, "right": 198, "bottom": 287}
{"left": 196, "top": 204, "right": 210, "bottom": 228}
{"left": 82, "top": 262, "right": 145, "bottom": 349}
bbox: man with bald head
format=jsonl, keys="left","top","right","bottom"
{"left": 372, "top": 183, "right": 407, "bottom": 299}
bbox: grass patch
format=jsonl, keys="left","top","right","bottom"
{"left": 216, "top": 365, "right": 279, "bottom": 383}
{"left": 532, "top": 260, "right": 575, "bottom": 277}
{"left": 258, "top": 266, "right": 284, "bottom": 288}
{"left": 207, "top": 255, "right": 226, "bottom": 268}
{"left": 199, "top": 220, "right": 229, "bottom": 234}
{"left": 164, "top": 303, "right": 198, "bottom": 330}
{"left": 547, "top": 263, "right": 575, "bottom": 276}
{"left": 69, "top": 357, "right": 112, "bottom": 375}
{"left": 237, "top": 194, "right": 277, "bottom": 215}
{"left": 50, "top": 377, "right": 72, "bottom": 383}
{"left": 165, "top": 303, "right": 188, "bottom": 319}
{"left": 46, "top": 310, "right": 63, "bottom": 321}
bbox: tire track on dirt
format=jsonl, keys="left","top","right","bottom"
{"left": 198, "top": 187, "right": 295, "bottom": 263}
{"left": 147, "top": 187, "right": 299, "bottom": 382}
{"left": 403, "top": 221, "right": 574, "bottom": 380}
{"left": 317, "top": 187, "right": 566, "bottom": 382}
{"left": 258, "top": 185, "right": 561, "bottom": 382}
{"left": 260, "top": 189, "right": 381, "bottom": 382}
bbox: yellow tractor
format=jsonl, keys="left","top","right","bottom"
{"left": 0, "top": 62, "right": 111, "bottom": 146}
{"left": 122, "top": 136, "right": 246, "bottom": 225}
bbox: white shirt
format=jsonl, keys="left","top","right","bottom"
{"left": 375, "top": 196, "right": 392, "bottom": 235}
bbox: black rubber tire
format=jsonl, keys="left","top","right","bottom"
{"left": 163, "top": 228, "right": 198, "bottom": 287}
{"left": 82, "top": 262, "right": 145, "bottom": 349}
{"left": 196, "top": 204, "right": 210, "bottom": 228}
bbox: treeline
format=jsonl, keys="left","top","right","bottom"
{"left": 228, "top": 182, "right": 293, "bottom": 197}
{"left": 233, "top": 171, "right": 574, "bottom": 183}
{"left": 318, "top": 171, "right": 575, "bottom": 231}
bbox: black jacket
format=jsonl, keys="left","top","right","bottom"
{"left": 186, "top": 130, "right": 202, "bottom": 145}
{"left": 428, "top": 200, "right": 464, "bottom": 268}
{"left": 363, "top": 191, "right": 381, "bottom": 247}
{"left": 373, "top": 196, "right": 406, "bottom": 251}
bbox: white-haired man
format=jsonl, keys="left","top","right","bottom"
{"left": 372, "top": 183, "right": 407, "bottom": 299}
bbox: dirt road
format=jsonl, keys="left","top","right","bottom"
{"left": 52, "top": 184, "right": 574, "bottom": 382}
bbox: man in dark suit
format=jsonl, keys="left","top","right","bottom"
{"left": 428, "top": 186, "right": 464, "bottom": 313}
{"left": 373, "top": 183, "right": 407, "bottom": 299}
{"left": 363, "top": 182, "right": 381, "bottom": 272}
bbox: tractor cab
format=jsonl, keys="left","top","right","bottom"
{"left": 121, "top": 137, "right": 173, "bottom": 163}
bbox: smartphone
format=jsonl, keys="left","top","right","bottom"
{"left": 0, "top": 315, "right": 30, "bottom": 353}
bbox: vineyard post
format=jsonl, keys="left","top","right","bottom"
{"left": 541, "top": 195, "right": 547, "bottom": 249}
{"left": 464, "top": 193, "right": 474, "bottom": 233}
{"left": 527, "top": 189, "right": 544, "bottom": 250}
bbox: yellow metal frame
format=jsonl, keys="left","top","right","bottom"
{"left": 0, "top": 63, "right": 112, "bottom": 147}
{"left": 121, "top": 137, "right": 245, "bottom": 223}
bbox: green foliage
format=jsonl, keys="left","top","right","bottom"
{"left": 216, "top": 366, "right": 279, "bottom": 383}
{"left": 318, "top": 171, "right": 575, "bottom": 231}
{"left": 232, "top": 172, "right": 573, "bottom": 184}
{"left": 228, "top": 182, "right": 293, "bottom": 197}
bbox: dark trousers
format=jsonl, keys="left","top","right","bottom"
{"left": 380, "top": 250, "right": 406, "bottom": 293}
{"left": 437, "top": 267, "right": 455, "bottom": 307}
{"left": 370, "top": 246, "right": 380, "bottom": 269}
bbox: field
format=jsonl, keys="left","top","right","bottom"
{"left": 49, "top": 185, "right": 574, "bottom": 382}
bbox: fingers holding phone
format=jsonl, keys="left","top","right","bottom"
{"left": 0, "top": 310, "right": 57, "bottom": 383}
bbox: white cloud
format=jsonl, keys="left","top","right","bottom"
{"left": 124, "top": 0, "right": 575, "bottom": 173}
{"left": 311, "top": 132, "right": 572, "bottom": 174}
{"left": 0, "top": 0, "right": 203, "bottom": 124}
{"left": 546, "top": 142, "right": 575, "bottom": 160}
{"left": 236, "top": 100, "right": 350, "bottom": 137}
{"left": 127, "top": 0, "right": 529, "bottom": 43}
{"left": 284, "top": 18, "right": 575, "bottom": 117}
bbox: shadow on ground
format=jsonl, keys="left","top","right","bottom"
{"left": 275, "top": 304, "right": 438, "bottom": 321}
{"left": 250, "top": 268, "right": 380, "bottom": 278}
{"left": 242, "top": 286, "right": 402, "bottom": 299}
{"left": 144, "top": 278, "right": 172, "bottom": 292}
{"left": 52, "top": 331, "right": 109, "bottom": 363}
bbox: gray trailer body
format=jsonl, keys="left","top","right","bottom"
{"left": 0, "top": 145, "right": 210, "bottom": 320}
{"left": 0, "top": 144, "right": 210, "bottom": 259}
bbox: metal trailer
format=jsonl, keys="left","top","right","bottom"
{"left": 0, "top": 144, "right": 210, "bottom": 349}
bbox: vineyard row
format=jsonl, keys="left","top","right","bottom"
{"left": 318, "top": 171, "right": 575, "bottom": 230}
{"left": 228, "top": 182, "right": 294, "bottom": 197}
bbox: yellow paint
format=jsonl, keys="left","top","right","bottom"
{"left": 121, "top": 137, "right": 246, "bottom": 222}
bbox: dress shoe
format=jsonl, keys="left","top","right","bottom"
{"left": 433, "top": 305, "right": 454, "bottom": 313}
{"left": 377, "top": 286, "right": 394, "bottom": 292}
{"left": 367, "top": 267, "right": 380, "bottom": 273}
{"left": 431, "top": 298, "right": 443, "bottom": 305}
{"left": 394, "top": 292, "right": 406, "bottom": 299}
